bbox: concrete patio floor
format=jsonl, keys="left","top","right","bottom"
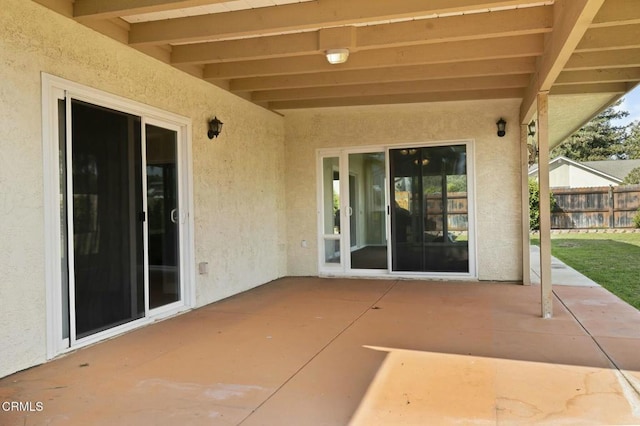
{"left": 1, "top": 277, "right": 639, "bottom": 425}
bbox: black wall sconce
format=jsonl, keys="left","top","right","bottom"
{"left": 527, "top": 120, "right": 538, "bottom": 166}
{"left": 208, "top": 116, "right": 223, "bottom": 139}
{"left": 496, "top": 118, "right": 506, "bottom": 137}
{"left": 527, "top": 120, "right": 536, "bottom": 137}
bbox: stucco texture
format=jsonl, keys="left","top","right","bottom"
{"left": 550, "top": 163, "right": 618, "bottom": 188}
{"left": 0, "top": 0, "right": 285, "bottom": 378}
{"left": 283, "top": 100, "right": 524, "bottom": 280}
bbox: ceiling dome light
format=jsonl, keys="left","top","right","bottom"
{"left": 325, "top": 48, "right": 350, "bottom": 64}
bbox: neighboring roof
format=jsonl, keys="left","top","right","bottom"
{"left": 528, "top": 156, "right": 640, "bottom": 182}
{"left": 581, "top": 159, "right": 640, "bottom": 181}
{"left": 34, "top": 0, "right": 640, "bottom": 146}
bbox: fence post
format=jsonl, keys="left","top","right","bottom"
{"left": 609, "top": 185, "right": 614, "bottom": 229}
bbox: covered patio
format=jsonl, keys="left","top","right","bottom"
{"left": 2, "top": 277, "right": 639, "bottom": 425}
{"left": 3, "top": 1, "right": 640, "bottom": 422}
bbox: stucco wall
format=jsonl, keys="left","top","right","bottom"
{"left": 550, "top": 163, "right": 618, "bottom": 188}
{"left": 283, "top": 101, "right": 524, "bottom": 281}
{"left": 0, "top": 0, "right": 286, "bottom": 378}
{"left": 550, "top": 163, "right": 571, "bottom": 188}
{"left": 568, "top": 165, "right": 618, "bottom": 188}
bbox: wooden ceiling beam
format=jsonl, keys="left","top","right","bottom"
{"left": 229, "top": 57, "right": 537, "bottom": 92}
{"left": 564, "top": 48, "right": 640, "bottom": 70}
{"left": 31, "top": 0, "right": 73, "bottom": 17}
{"left": 555, "top": 68, "right": 640, "bottom": 85}
{"left": 269, "top": 88, "right": 525, "bottom": 110}
{"left": 73, "top": 0, "right": 228, "bottom": 21}
{"left": 590, "top": 0, "right": 640, "bottom": 27}
{"left": 251, "top": 74, "right": 530, "bottom": 102}
{"left": 135, "top": 44, "right": 172, "bottom": 63}
{"left": 357, "top": 5, "right": 551, "bottom": 49}
{"left": 550, "top": 82, "right": 627, "bottom": 95}
{"left": 203, "top": 34, "right": 543, "bottom": 80}
{"left": 576, "top": 24, "right": 640, "bottom": 52}
{"left": 128, "top": 0, "right": 539, "bottom": 45}
{"left": 171, "top": 6, "right": 551, "bottom": 65}
{"left": 172, "top": 32, "right": 319, "bottom": 65}
{"left": 520, "top": 0, "right": 605, "bottom": 123}
{"left": 81, "top": 17, "right": 131, "bottom": 43}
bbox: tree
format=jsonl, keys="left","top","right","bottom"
{"left": 623, "top": 166, "right": 640, "bottom": 185}
{"left": 551, "top": 100, "right": 629, "bottom": 161}
{"left": 622, "top": 120, "right": 640, "bottom": 159}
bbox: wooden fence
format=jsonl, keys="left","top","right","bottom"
{"left": 551, "top": 185, "right": 640, "bottom": 229}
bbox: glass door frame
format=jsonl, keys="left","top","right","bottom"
{"left": 143, "top": 117, "right": 186, "bottom": 318}
{"left": 42, "top": 74, "right": 195, "bottom": 359}
{"left": 317, "top": 150, "right": 344, "bottom": 273}
{"left": 317, "top": 141, "right": 477, "bottom": 279}
{"left": 317, "top": 147, "right": 390, "bottom": 276}
{"left": 386, "top": 140, "right": 477, "bottom": 278}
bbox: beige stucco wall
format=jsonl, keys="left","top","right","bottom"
{"left": 567, "top": 165, "right": 618, "bottom": 188}
{"left": 549, "top": 163, "right": 618, "bottom": 188}
{"left": 550, "top": 163, "right": 571, "bottom": 187}
{"left": 532, "top": 161, "right": 621, "bottom": 189}
{"left": 0, "top": 0, "right": 286, "bottom": 378}
{"left": 283, "top": 100, "right": 524, "bottom": 280}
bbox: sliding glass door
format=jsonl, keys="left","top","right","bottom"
{"left": 318, "top": 143, "right": 473, "bottom": 277}
{"left": 389, "top": 145, "right": 470, "bottom": 273}
{"left": 58, "top": 97, "right": 186, "bottom": 345}
{"left": 319, "top": 150, "right": 388, "bottom": 273}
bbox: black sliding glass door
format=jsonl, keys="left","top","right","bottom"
{"left": 61, "top": 100, "right": 184, "bottom": 342}
{"left": 390, "top": 145, "right": 470, "bottom": 273}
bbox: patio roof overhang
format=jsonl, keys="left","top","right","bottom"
{"left": 33, "top": 0, "right": 640, "bottom": 148}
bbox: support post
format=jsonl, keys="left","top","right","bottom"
{"left": 521, "top": 124, "right": 531, "bottom": 285}
{"left": 537, "top": 91, "right": 553, "bottom": 318}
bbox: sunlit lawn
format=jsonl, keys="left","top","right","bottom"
{"left": 531, "top": 232, "right": 640, "bottom": 310}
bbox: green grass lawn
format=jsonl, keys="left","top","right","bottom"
{"left": 531, "top": 232, "right": 640, "bottom": 310}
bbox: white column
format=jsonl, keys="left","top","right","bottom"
{"left": 520, "top": 123, "right": 531, "bottom": 285}
{"left": 537, "top": 91, "right": 553, "bottom": 318}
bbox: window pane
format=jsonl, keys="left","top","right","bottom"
{"left": 322, "top": 157, "right": 340, "bottom": 235}
{"left": 146, "top": 124, "right": 180, "bottom": 309}
{"left": 58, "top": 99, "right": 69, "bottom": 340}
{"left": 348, "top": 152, "right": 387, "bottom": 270}
{"left": 324, "top": 238, "right": 341, "bottom": 264}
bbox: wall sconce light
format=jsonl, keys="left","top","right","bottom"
{"left": 496, "top": 118, "right": 506, "bottom": 137}
{"left": 208, "top": 116, "right": 223, "bottom": 139}
{"left": 325, "top": 48, "right": 350, "bottom": 64}
{"left": 527, "top": 120, "right": 538, "bottom": 165}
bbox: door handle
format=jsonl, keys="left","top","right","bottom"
{"left": 171, "top": 208, "right": 178, "bottom": 224}
{"left": 347, "top": 206, "right": 353, "bottom": 216}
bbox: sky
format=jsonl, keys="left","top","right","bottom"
{"left": 613, "top": 84, "right": 640, "bottom": 127}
